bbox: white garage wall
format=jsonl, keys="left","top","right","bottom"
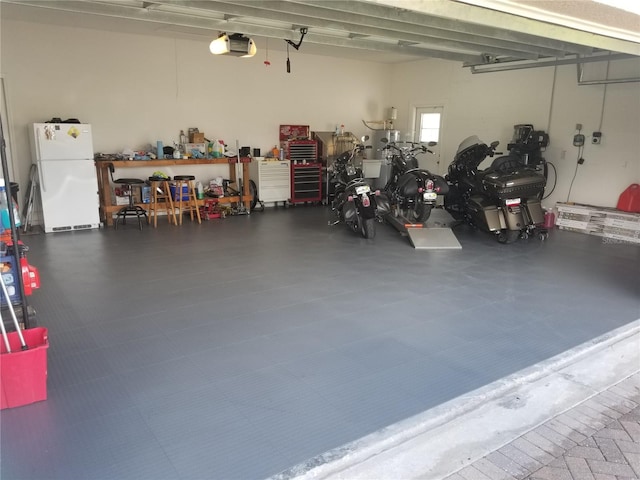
{"left": 388, "top": 58, "right": 640, "bottom": 209}
{"left": 0, "top": 18, "right": 391, "bottom": 200}
{"left": 1, "top": 14, "right": 639, "bottom": 211}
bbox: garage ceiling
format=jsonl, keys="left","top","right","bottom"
{"left": 2, "top": 0, "right": 639, "bottom": 67}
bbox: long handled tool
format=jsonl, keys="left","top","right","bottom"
{"left": 22, "top": 164, "right": 39, "bottom": 233}
{"left": 0, "top": 307, "right": 11, "bottom": 353}
{"left": 0, "top": 274, "right": 27, "bottom": 350}
{"left": 234, "top": 140, "right": 249, "bottom": 216}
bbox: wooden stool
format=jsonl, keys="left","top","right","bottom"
{"left": 114, "top": 178, "right": 147, "bottom": 230}
{"left": 172, "top": 175, "right": 201, "bottom": 225}
{"left": 148, "top": 177, "right": 177, "bottom": 227}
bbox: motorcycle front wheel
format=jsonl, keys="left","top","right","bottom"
{"left": 407, "top": 202, "right": 433, "bottom": 223}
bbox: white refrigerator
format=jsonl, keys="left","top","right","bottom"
{"left": 30, "top": 123, "right": 100, "bottom": 233}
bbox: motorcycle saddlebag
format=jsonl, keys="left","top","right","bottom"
{"left": 375, "top": 192, "right": 390, "bottom": 216}
{"left": 524, "top": 199, "right": 545, "bottom": 226}
{"left": 398, "top": 174, "right": 419, "bottom": 197}
{"left": 468, "top": 195, "right": 506, "bottom": 232}
{"left": 482, "top": 170, "right": 546, "bottom": 200}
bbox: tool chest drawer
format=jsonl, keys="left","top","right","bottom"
{"left": 290, "top": 162, "right": 322, "bottom": 203}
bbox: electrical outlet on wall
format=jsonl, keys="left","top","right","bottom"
{"left": 592, "top": 132, "right": 602, "bottom": 144}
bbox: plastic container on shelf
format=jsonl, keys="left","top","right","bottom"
{"left": 213, "top": 140, "right": 224, "bottom": 158}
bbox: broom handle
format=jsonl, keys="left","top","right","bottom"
{"left": 0, "top": 308, "right": 11, "bottom": 353}
{"left": 0, "top": 275, "right": 26, "bottom": 349}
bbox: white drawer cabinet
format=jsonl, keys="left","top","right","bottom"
{"left": 249, "top": 159, "right": 291, "bottom": 203}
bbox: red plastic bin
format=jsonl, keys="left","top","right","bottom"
{"left": 617, "top": 184, "right": 640, "bottom": 213}
{"left": 1, "top": 327, "right": 49, "bottom": 410}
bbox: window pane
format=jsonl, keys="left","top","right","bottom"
{"left": 419, "top": 113, "right": 440, "bottom": 143}
{"left": 421, "top": 113, "right": 440, "bottom": 129}
{"left": 420, "top": 129, "right": 439, "bottom": 143}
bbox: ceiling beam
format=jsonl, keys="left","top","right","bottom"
{"left": 159, "top": 0, "right": 542, "bottom": 59}
{"left": 2, "top": 0, "right": 481, "bottom": 62}
{"left": 295, "top": 0, "right": 595, "bottom": 55}
{"left": 366, "top": 0, "right": 640, "bottom": 56}
{"left": 468, "top": 52, "right": 635, "bottom": 73}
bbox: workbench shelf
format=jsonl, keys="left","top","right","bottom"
{"left": 95, "top": 158, "right": 252, "bottom": 226}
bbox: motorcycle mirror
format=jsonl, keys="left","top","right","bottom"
{"left": 490, "top": 140, "right": 500, "bottom": 148}
{"left": 381, "top": 138, "right": 388, "bottom": 144}
{"left": 361, "top": 135, "right": 369, "bottom": 142}
{"left": 427, "top": 141, "right": 438, "bottom": 147}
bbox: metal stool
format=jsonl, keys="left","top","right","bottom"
{"left": 148, "top": 177, "right": 177, "bottom": 227}
{"left": 114, "top": 178, "right": 147, "bottom": 230}
{"left": 107, "top": 164, "right": 147, "bottom": 230}
{"left": 172, "top": 175, "right": 201, "bottom": 225}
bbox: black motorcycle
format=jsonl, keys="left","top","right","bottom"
{"left": 329, "top": 140, "right": 389, "bottom": 239}
{"left": 445, "top": 134, "right": 548, "bottom": 243}
{"left": 380, "top": 139, "right": 448, "bottom": 224}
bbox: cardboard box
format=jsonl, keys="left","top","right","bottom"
{"left": 190, "top": 132, "right": 205, "bottom": 143}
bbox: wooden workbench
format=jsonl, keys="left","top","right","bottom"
{"left": 95, "top": 157, "right": 251, "bottom": 226}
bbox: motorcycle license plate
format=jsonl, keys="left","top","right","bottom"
{"left": 505, "top": 198, "right": 521, "bottom": 206}
{"left": 355, "top": 185, "right": 370, "bottom": 195}
{"left": 423, "top": 191, "right": 437, "bottom": 201}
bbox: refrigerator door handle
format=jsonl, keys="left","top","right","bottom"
{"left": 35, "top": 126, "right": 42, "bottom": 161}
{"left": 37, "top": 162, "right": 46, "bottom": 192}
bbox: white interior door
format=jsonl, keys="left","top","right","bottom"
{"left": 414, "top": 106, "right": 443, "bottom": 174}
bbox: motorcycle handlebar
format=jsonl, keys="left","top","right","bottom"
{"left": 383, "top": 142, "right": 435, "bottom": 156}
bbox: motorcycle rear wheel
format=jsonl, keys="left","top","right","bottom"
{"left": 497, "top": 229, "right": 520, "bottom": 244}
{"left": 363, "top": 217, "right": 376, "bottom": 239}
{"left": 407, "top": 202, "right": 432, "bottom": 223}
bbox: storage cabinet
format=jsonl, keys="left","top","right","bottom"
{"left": 291, "top": 162, "right": 322, "bottom": 203}
{"left": 249, "top": 159, "right": 290, "bottom": 204}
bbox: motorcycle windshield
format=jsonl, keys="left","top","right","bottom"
{"left": 451, "top": 135, "right": 489, "bottom": 171}
{"left": 455, "top": 136, "right": 483, "bottom": 158}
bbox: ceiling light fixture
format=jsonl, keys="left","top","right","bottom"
{"left": 209, "top": 33, "right": 257, "bottom": 58}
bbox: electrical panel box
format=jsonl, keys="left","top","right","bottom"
{"left": 573, "top": 134, "right": 585, "bottom": 147}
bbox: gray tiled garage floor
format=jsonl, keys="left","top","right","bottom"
{"left": 1, "top": 205, "right": 638, "bottom": 479}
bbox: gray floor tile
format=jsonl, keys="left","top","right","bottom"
{"left": 4, "top": 207, "right": 638, "bottom": 479}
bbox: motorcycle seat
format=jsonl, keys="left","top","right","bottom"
{"left": 486, "top": 155, "right": 524, "bottom": 173}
